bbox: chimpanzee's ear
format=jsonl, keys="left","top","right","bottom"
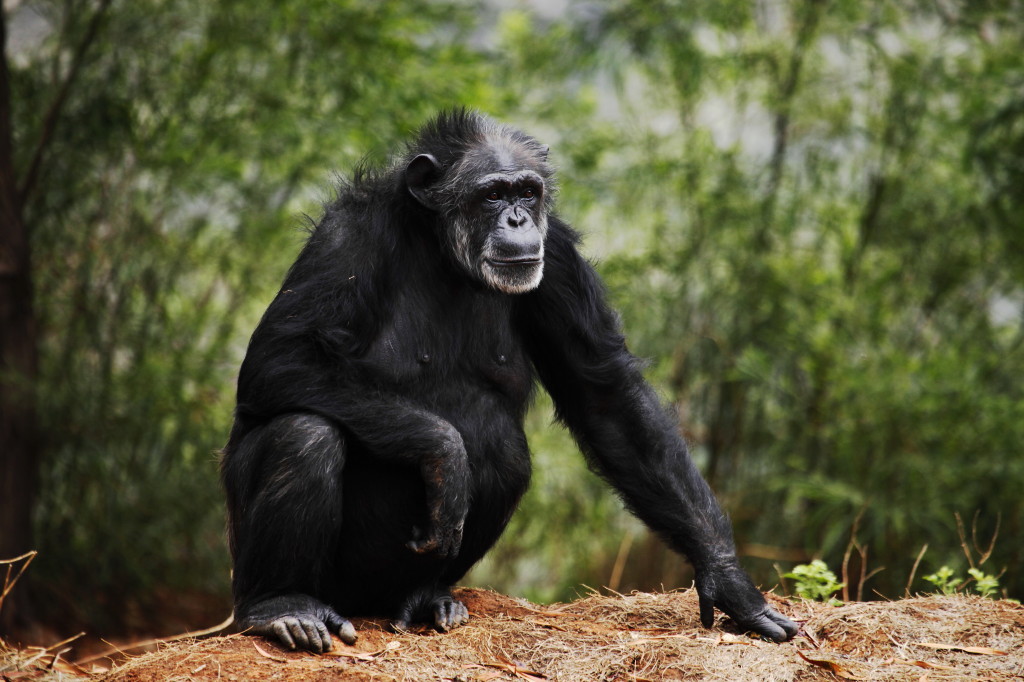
{"left": 539, "top": 145, "right": 549, "bottom": 162}
{"left": 406, "top": 154, "right": 441, "bottom": 209}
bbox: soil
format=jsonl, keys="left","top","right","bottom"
{"left": 3, "top": 588, "right": 1022, "bottom": 681}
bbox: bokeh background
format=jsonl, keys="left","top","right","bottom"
{"left": 2, "top": 0, "right": 1022, "bottom": 642}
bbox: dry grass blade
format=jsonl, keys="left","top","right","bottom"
{"left": 461, "top": 664, "right": 505, "bottom": 681}
{"left": 913, "top": 642, "right": 1009, "bottom": 655}
{"left": 327, "top": 639, "right": 401, "bottom": 660}
{"left": 0, "top": 629, "right": 86, "bottom": 677}
{"left": 893, "top": 658, "right": 956, "bottom": 671}
{"left": 252, "top": 641, "right": 288, "bottom": 662}
{"left": 487, "top": 655, "right": 547, "bottom": 681}
{"left": 74, "top": 613, "right": 234, "bottom": 667}
{"left": 6, "top": 588, "right": 1020, "bottom": 681}
{"left": 621, "top": 633, "right": 697, "bottom": 647}
{"left": 0, "top": 552, "right": 37, "bottom": 609}
{"left": 904, "top": 543, "right": 928, "bottom": 597}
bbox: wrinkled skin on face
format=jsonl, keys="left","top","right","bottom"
{"left": 405, "top": 127, "right": 553, "bottom": 294}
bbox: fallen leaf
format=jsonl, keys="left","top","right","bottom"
{"left": 329, "top": 650, "right": 377, "bottom": 662}
{"left": 721, "top": 633, "right": 761, "bottom": 646}
{"left": 797, "top": 650, "right": 866, "bottom": 680}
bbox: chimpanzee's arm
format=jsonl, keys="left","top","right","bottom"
{"left": 519, "top": 221, "right": 797, "bottom": 642}
{"left": 337, "top": 394, "right": 470, "bottom": 557}
{"left": 236, "top": 296, "right": 469, "bottom": 558}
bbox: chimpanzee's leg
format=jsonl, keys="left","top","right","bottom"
{"left": 222, "top": 413, "right": 356, "bottom": 652}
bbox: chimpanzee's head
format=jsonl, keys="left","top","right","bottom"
{"left": 405, "top": 111, "right": 554, "bottom": 294}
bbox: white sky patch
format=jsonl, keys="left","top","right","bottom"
{"left": 989, "top": 292, "right": 1023, "bottom": 328}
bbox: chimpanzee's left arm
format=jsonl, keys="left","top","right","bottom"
{"left": 519, "top": 219, "right": 798, "bottom": 642}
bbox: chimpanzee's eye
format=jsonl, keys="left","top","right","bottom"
{"left": 522, "top": 187, "right": 535, "bottom": 199}
{"left": 486, "top": 191, "right": 500, "bottom": 202}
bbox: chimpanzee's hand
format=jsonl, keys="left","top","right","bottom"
{"left": 407, "top": 446, "right": 469, "bottom": 557}
{"left": 406, "top": 503, "right": 466, "bottom": 558}
{"left": 695, "top": 559, "right": 799, "bottom": 642}
{"left": 239, "top": 594, "right": 357, "bottom": 653}
{"left": 406, "top": 435, "right": 469, "bottom": 558}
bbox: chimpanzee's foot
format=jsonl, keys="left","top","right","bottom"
{"left": 237, "top": 593, "right": 357, "bottom": 653}
{"left": 431, "top": 594, "right": 470, "bottom": 631}
{"left": 392, "top": 587, "right": 469, "bottom": 633}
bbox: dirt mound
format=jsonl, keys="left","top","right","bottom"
{"left": 5, "top": 589, "right": 1022, "bottom": 681}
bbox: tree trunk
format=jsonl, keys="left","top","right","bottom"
{"left": 0, "top": 8, "right": 40, "bottom": 635}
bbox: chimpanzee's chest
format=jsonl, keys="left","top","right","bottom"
{"left": 359, "top": 289, "right": 534, "bottom": 513}
{"left": 362, "top": 290, "right": 534, "bottom": 411}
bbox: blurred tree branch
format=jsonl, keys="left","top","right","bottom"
{"left": 0, "top": 3, "right": 40, "bottom": 634}
{"left": 19, "top": 0, "right": 111, "bottom": 208}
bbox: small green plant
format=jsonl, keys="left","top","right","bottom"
{"left": 918, "top": 513, "right": 1019, "bottom": 603}
{"left": 923, "top": 565, "right": 1013, "bottom": 600}
{"left": 967, "top": 568, "right": 1000, "bottom": 598}
{"left": 785, "top": 560, "right": 845, "bottom": 605}
{"left": 923, "top": 566, "right": 964, "bottom": 595}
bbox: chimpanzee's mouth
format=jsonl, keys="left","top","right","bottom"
{"left": 486, "top": 257, "right": 542, "bottom": 268}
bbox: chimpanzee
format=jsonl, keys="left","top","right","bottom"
{"left": 221, "top": 110, "right": 798, "bottom": 652}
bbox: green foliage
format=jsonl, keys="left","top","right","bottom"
{"left": 924, "top": 565, "right": 1004, "bottom": 599}
{"left": 8, "top": 0, "right": 1024, "bottom": 636}
{"left": 10, "top": 0, "right": 494, "bottom": 631}
{"left": 435, "top": 0, "right": 1024, "bottom": 606}
{"left": 785, "top": 560, "right": 844, "bottom": 605}
{"left": 967, "top": 568, "right": 1001, "bottom": 599}
{"left": 479, "top": 0, "right": 1024, "bottom": 602}
{"left": 923, "top": 566, "right": 963, "bottom": 596}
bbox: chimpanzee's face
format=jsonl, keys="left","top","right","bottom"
{"left": 457, "top": 161, "right": 548, "bottom": 294}
{"left": 406, "top": 139, "right": 552, "bottom": 295}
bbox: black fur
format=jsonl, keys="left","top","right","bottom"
{"left": 221, "top": 110, "right": 798, "bottom": 652}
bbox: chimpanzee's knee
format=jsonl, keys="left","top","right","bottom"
{"left": 257, "top": 414, "right": 346, "bottom": 521}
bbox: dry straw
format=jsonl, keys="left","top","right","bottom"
{"left": 69, "top": 587, "right": 1023, "bottom": 682}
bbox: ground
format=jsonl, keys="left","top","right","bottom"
{"left": 2, "top": 588, "right": 1022, "bottom": 681}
